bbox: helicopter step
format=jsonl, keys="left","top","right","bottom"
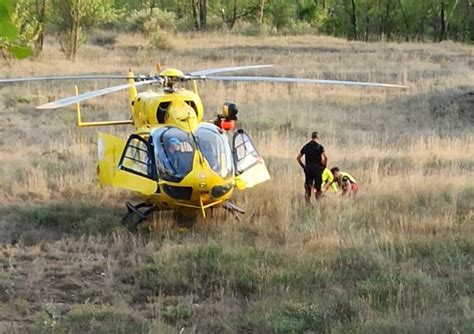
{"left": 223, "top": 201, "right": 246, "bottom": 221}
{"left": 121, "top": 201, "right": 155, "bottom": 233}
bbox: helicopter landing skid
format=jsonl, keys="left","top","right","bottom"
{"left": 121, "top": 201, "right": 155, "bottom": 233}
{"left": 223, "top": 201, "right": 246, "bottom": 221}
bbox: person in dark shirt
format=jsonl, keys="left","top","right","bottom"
{"left": 296, "top": 131, "right": 328, "bottom": 204}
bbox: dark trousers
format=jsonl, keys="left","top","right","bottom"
{"left": 304, "top": 165, "right": 323, "bottom": 202}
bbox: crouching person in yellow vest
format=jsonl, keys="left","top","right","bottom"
{"left": 321, "top": 167, "right": 339, "bottom": 194}
{"left": 330, "top": 167, "right": 359, "bottom": 197}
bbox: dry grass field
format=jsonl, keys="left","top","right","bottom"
{"left": 0, "top": 33, "right": 473, "bottom": 333}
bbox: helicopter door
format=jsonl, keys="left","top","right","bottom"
{"left": 98, "top": 132, "right": 126, "bottom": 185}
{"left": 110, "top": 134, "right": 158, "bottom": 195}
{"left": 232, "top": 129, "right": 270, "bottom": 190}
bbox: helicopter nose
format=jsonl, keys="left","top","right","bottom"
{"left": 196, "top": 171, "right": 210, "bottom": 191}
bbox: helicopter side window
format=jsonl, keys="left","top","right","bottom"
{"left": 152, "top": 127, "right": 194, "bottom": 182}
{"left": 185, "top": 101, "right": 198, "bottom": 117}
{"left": 195, "top": 124, "right": 234, "bottom": 179}
{"left": 156, "top": 102, "right": 170, "bottom": 124}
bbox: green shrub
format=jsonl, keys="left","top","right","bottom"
{"left": 458, "top": 318, "right": 474, "bottom": 333}
{"left": 161, "top": 297, "right": 193, "bottom": 325}
{"left": 138, "top": 243, "right": 286, "bottom": 297}
{"left": 332, "top": 248, "right": 385, "bottom": 282}
{"left": 204, "top": 14, "right": 225, "bottom": 31}
{"left": 269, "top": 0, "right": 296, "bottom": 32}
{"left": 149, "top": 31, "right": 174, "bottom": 51}
{"left": 127, "top": 9, "right": 175, "bottom": 34}
{"left": 89, "top": 30, "right": 117, "bottom": 48}
{"left": 359, "top": 316, "right": 464, "bottom": 334}
{"left": 236, "top": 23, "right": 272, "bottom": 36}
{"left": 175, "top": 17, "right": 195, "bottom": 32}
{"left": 33, "top": 304, "right": 150, "bottom": 333}
{"left": 357, "top": 271, "right": 443, "bottom": 313}
{"left": 31, "top": 306, "right": 59, "bottom": 334}
{"left": 456, "top": 187, "right": 474, "bottom": 222}
{"left": 127, "top": 9, "right": 153, "bottom": 32}
{"left": 2, "top": 202, "right": 120, "bottom": 244}
{"left": 243, "top": 301, "right": 334, "bottom": 333}
{"left": 378, "top": 156, "right": 414, "bottom": 175}
{"left": 408, "top": 190, "right": 455, "bottom": 217}
{"left": 285, "top": 21, "right": 314, "bottom": 35}
{"left": 411, "top": 239, "right": 471, "bottom": 269}
{"left": 271, "top": 258, "right": 332, "bottom": 291}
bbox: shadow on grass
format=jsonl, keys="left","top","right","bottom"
{"left": 0, "top": 202, "right": 122, "bottom": 245}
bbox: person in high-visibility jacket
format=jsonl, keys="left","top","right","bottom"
{"left": 321, "top": 168, "right": 339, "bottom": 193}
{"left": 330, "top": 167, "right": 359, "bottom": 197}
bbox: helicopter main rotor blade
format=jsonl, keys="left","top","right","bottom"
{"left": 37, "top": 79, "right": 162, "bottom": 109}
{"left": 205, "top": 76, "right": 408, "bottom": 89}
{"left": 0, "top": 75, "right": 135, "bottom": 84}
{"left": 189, "top": 65, "right": 274, "bottom": 77}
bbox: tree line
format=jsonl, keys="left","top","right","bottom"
{"left": 1, "top": 0, "right": 473, "bottom": 61}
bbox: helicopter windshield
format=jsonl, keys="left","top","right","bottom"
{"left": 195, "top": 124, "right": 234, "bottom": 179}
{"left": 152, "top": 127, "right": 195, "bottom": 182}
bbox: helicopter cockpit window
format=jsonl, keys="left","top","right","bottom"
{"left": 195, "top": 124, "right": 234, "bottom": 179}
{"left": 152, "top": 127, "right": 194, "bottom": 182}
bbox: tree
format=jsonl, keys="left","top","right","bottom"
{"left": 464, "top": 0, "right": 474, "bottom": 41}
{"left": 34, "top": 0, "right": 47, "bottom": 52}
{"left": 258, "top": 0, "right": 265, "bottom": 29}
{"left": 191, "top": 0, "right": 207, "bottom": 30}
{"left": 268, "top": 0, "right": 296, "bottom": 31}
{"left": 220, "top": 0, "right": 260, "bottom": 29}
{"left": 11, "top": 0, "right": 48, "bottom": 55}
{"left": 381, "top": 0, "right": 394, "bottom": 40}
{"left": 349, "top": 0, "right": 357, "bottom": 40}
{"left": 360, "top": 0, "right": 374, "bottom": 41}
{"left": 295, "top": 0, "right": 317, "bottom": 22}
{"left": 51, "top": 0, "right": 115, "bottom": 60}
{"left": 0, "top": 0, "right": 32, "bottom": 60}
{"left": 88, "top": 0, "right": 473, "bottom": 42}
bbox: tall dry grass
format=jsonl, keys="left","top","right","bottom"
{"left": 0, "top": 33, "right": 473, "bottom": 333}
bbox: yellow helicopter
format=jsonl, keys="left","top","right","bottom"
{"left": 1, "top": 65, "right": 407, "bottom": 231}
